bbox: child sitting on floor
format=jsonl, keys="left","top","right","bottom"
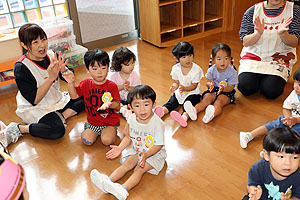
{"left": 90, "top": 85, "right": 166, "bottom": 200}
{"left": 240, "top": 68, "right": 300, "bottom": 149}
{"left": 63, "top": 49, "right": 120, "bottom": 146}
{"left": 242, "top": 128, "right": 300, "bottom": 200}
{"left": 184, "top": 43, "right": 238, "bottom": 124}
{"left": 154, "top": 41, "right": 203, "bottom": 127}
{"left": 110, "top": 46, "right": 141, "bottom": 119}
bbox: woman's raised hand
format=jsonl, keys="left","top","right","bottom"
{"left": 254, "top": 16, "right": 265, "bottom": 36}
{"left": 278, "top": 17, "right": 293, "bottom": 35}
{"left": 56, "top": 51, "right": 69, "bottom": 72}
{"left": 47, "top": 55, "right": 60, "bottom": 82}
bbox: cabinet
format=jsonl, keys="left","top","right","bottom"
{"left": 138, "top": 0, "right": 227, "bottom": 47}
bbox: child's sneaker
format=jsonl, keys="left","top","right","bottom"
{"left": 170, "top": 111, "right": 187, "bottom": 127}
{"left": 183, "top": 101, "right": 197, "bottom": 120}
{"left": 202, "top": 105, "right": 215, "bottom": 123}
{"left": 154, "top": 106, "right": 164, "bottom": 118}
{"left": 240, "top": 132, "right": 253, "bottom": 149}
{"left": 103, "top": 179, "right": 129, "bottom": 200}
{"left": 90, "top": 169, "right": 110, "bottom": 193}
{"left": 5, "top": 122, "right": 22, "bottom": 146}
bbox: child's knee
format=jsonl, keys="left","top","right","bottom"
{"left": 101, "top": 136, "right": 116, "bottom": 146}
{"left": 82, "top": 137, "right": 94, "bottom": 145}
{"left": 81, "top": 132, "right": 97, "bottom": 145}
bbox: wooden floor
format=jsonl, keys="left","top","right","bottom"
{"left": 1, "top": 30, "right": 300, "bottom": 200}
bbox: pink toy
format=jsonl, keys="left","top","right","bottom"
{"left": 0, "top": 151, "right": 26, "bottom": 200}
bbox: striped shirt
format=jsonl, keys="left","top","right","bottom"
{"left": 239, "top": 4, "right": 300, "bottom": 42}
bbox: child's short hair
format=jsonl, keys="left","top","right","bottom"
{"left": 211, "top": 43, "right": 231, "bottom": 60}
{"left": 84, "top": 49, "right": 110, "bottom": 70}
{"left": 127, "top": 85, "right": 156, "bottom": 105}
{"left": 293, "top": 68, "right": 300, "bottom": 81}
{"left": 172, "top": 41, "right": 194, "bottom": 60}
{"left": 18, "top": 23, "right": 47, "bottom": 54}
{"left": 111, "top": 46, "right": 136, "bottom": 72}
{"left": 263, "top": 128, "right": 300, "bottom": 154}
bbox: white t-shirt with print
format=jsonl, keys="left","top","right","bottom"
{"left": 127, "top": 113, "right": 165, "bottom": 153}
{"left": 171, "top": 62, "right": 204, "bottom": 104}
{"left": 283, "top": 90, "right": 300, "bottom": 117}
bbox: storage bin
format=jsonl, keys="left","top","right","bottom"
{"left": 48, "top": 34, "right": 76, "bottom": 54}
{"left": 0, "top": 28, "right": 22, "bottom": 63}
{"left": 0, "top": 70, "right": 14, "bottom": 82}
{"left": 65, "top": 45, "right": 88, "bottom": 68}
{"left": 37, "top": 17, "right": 73, "bottom": 40}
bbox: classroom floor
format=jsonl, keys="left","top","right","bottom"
{"left": 1, "top": 30, "right": 300, "bottom": 200}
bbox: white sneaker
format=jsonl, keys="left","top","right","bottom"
{"left": 103, "top": 179, "right": 129, "bottom": 200}
{"left": 5, "top": 122, "right": 22, "bottom": 145}
{"left": 183, "top": 101, "right": 197, "bottom": 120}
{"left": 240, "top": 132, "right": 253, "bottom": 149}
{"left": 90, "top": 169, "right": 110, "bottom": 193}
{"left": 202, "top": 105, "right": 215, "bottom": 123}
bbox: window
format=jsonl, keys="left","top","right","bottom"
{"left": 0, "top": 0, "right": 68, "bottom": 30}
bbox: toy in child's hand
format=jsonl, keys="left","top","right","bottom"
{"left": 61, "top": 68, "right": 71, "bottom": 75}
{"left": 217, "top": 85, "right": 225, "bottom": 95}
{"left": 209, "top": 81, "right": 215, "bottom": 92}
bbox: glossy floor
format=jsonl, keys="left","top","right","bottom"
{"left": 1, "top": 30, "right": 299, "bottom": 200}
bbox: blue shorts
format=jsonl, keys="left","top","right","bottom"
{"left": 264, "top": 115, "right": 300, "bottom": 135}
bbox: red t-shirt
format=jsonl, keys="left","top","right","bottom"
{"left": 76, "top": 78, "right": 120, "bottom": 126}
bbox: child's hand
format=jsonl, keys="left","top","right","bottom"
{"left": 254, "top": 16, "right": 265, "bottom": 36}
{"left": 179, "top": 85, "right": 185, "bottom": 93}
{"left": 278, "top": 17, "right": 292, "bottom": 35}
{"left": 209, "top": 81, "right": 215, "bottom": 92}
{"left": 62, "top": 70, "right": 75, "bottom": 84}
{"left": 281, "top": 192, "right": 288, "bottom": 200}
{"left": 97, "top": 102, "right": 112, "bottom": 111}
{"left": 217, "top": 85, "right": 224, "bottom": 95}
{"left": 281, "top": 117, "right": 297, "bottom": 128}
{"left": 249, "top": 185, "right": 262, "bottom": 200}
{"left": 124, "top": 80, "right": 130, "bottom": 90}
{"left": 169, "top": 85, "right": 177, "bottom": 95}
{"left": 106, "top": 145, "right": 122, "bottom": 159}
{"left": 139, "top": 152, "right": 147, "bottom": 168}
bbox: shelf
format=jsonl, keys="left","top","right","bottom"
{"left": 204, "top": 19, "right": 223, "bottom": 31}
{"left": 183, "top": 0, "right": 203, "bottom": 23}
{"left": 0, "top": 79, "right": 15, "bottom": 87}
{"left": 160, "top": 2, "right": 182, "bottom": 33}
{"left": 183, "top": 24, "right": 203, "bottom": 36}
{"left": 205, "top": 0, "right": 223, "bottom": 21}
{"left": 183, "top": 17, "right": 202, "bottom": 28}
{"left": 205, "top": 14, "right": 223, "bottom": 22}
{"left": 160, "top": 22, "right": 181, "bottom": 34}
{"left": 0, "top": 60, "right": 17, "bottom": 72}
{"left": 138, "top": 0, "right": 226, "bottom": 47}
{"left": 159, "top": 0, "right": 181, "bottom": 6}
{"left": 161, "top": 29, "right": 182, "bottom": 43}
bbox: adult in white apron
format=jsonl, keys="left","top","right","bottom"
{"left": 238, "top": 0, "right": 300, "bottom": 99}
{"left": 1, "top": 23, "right": 84, "bottom": 148}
